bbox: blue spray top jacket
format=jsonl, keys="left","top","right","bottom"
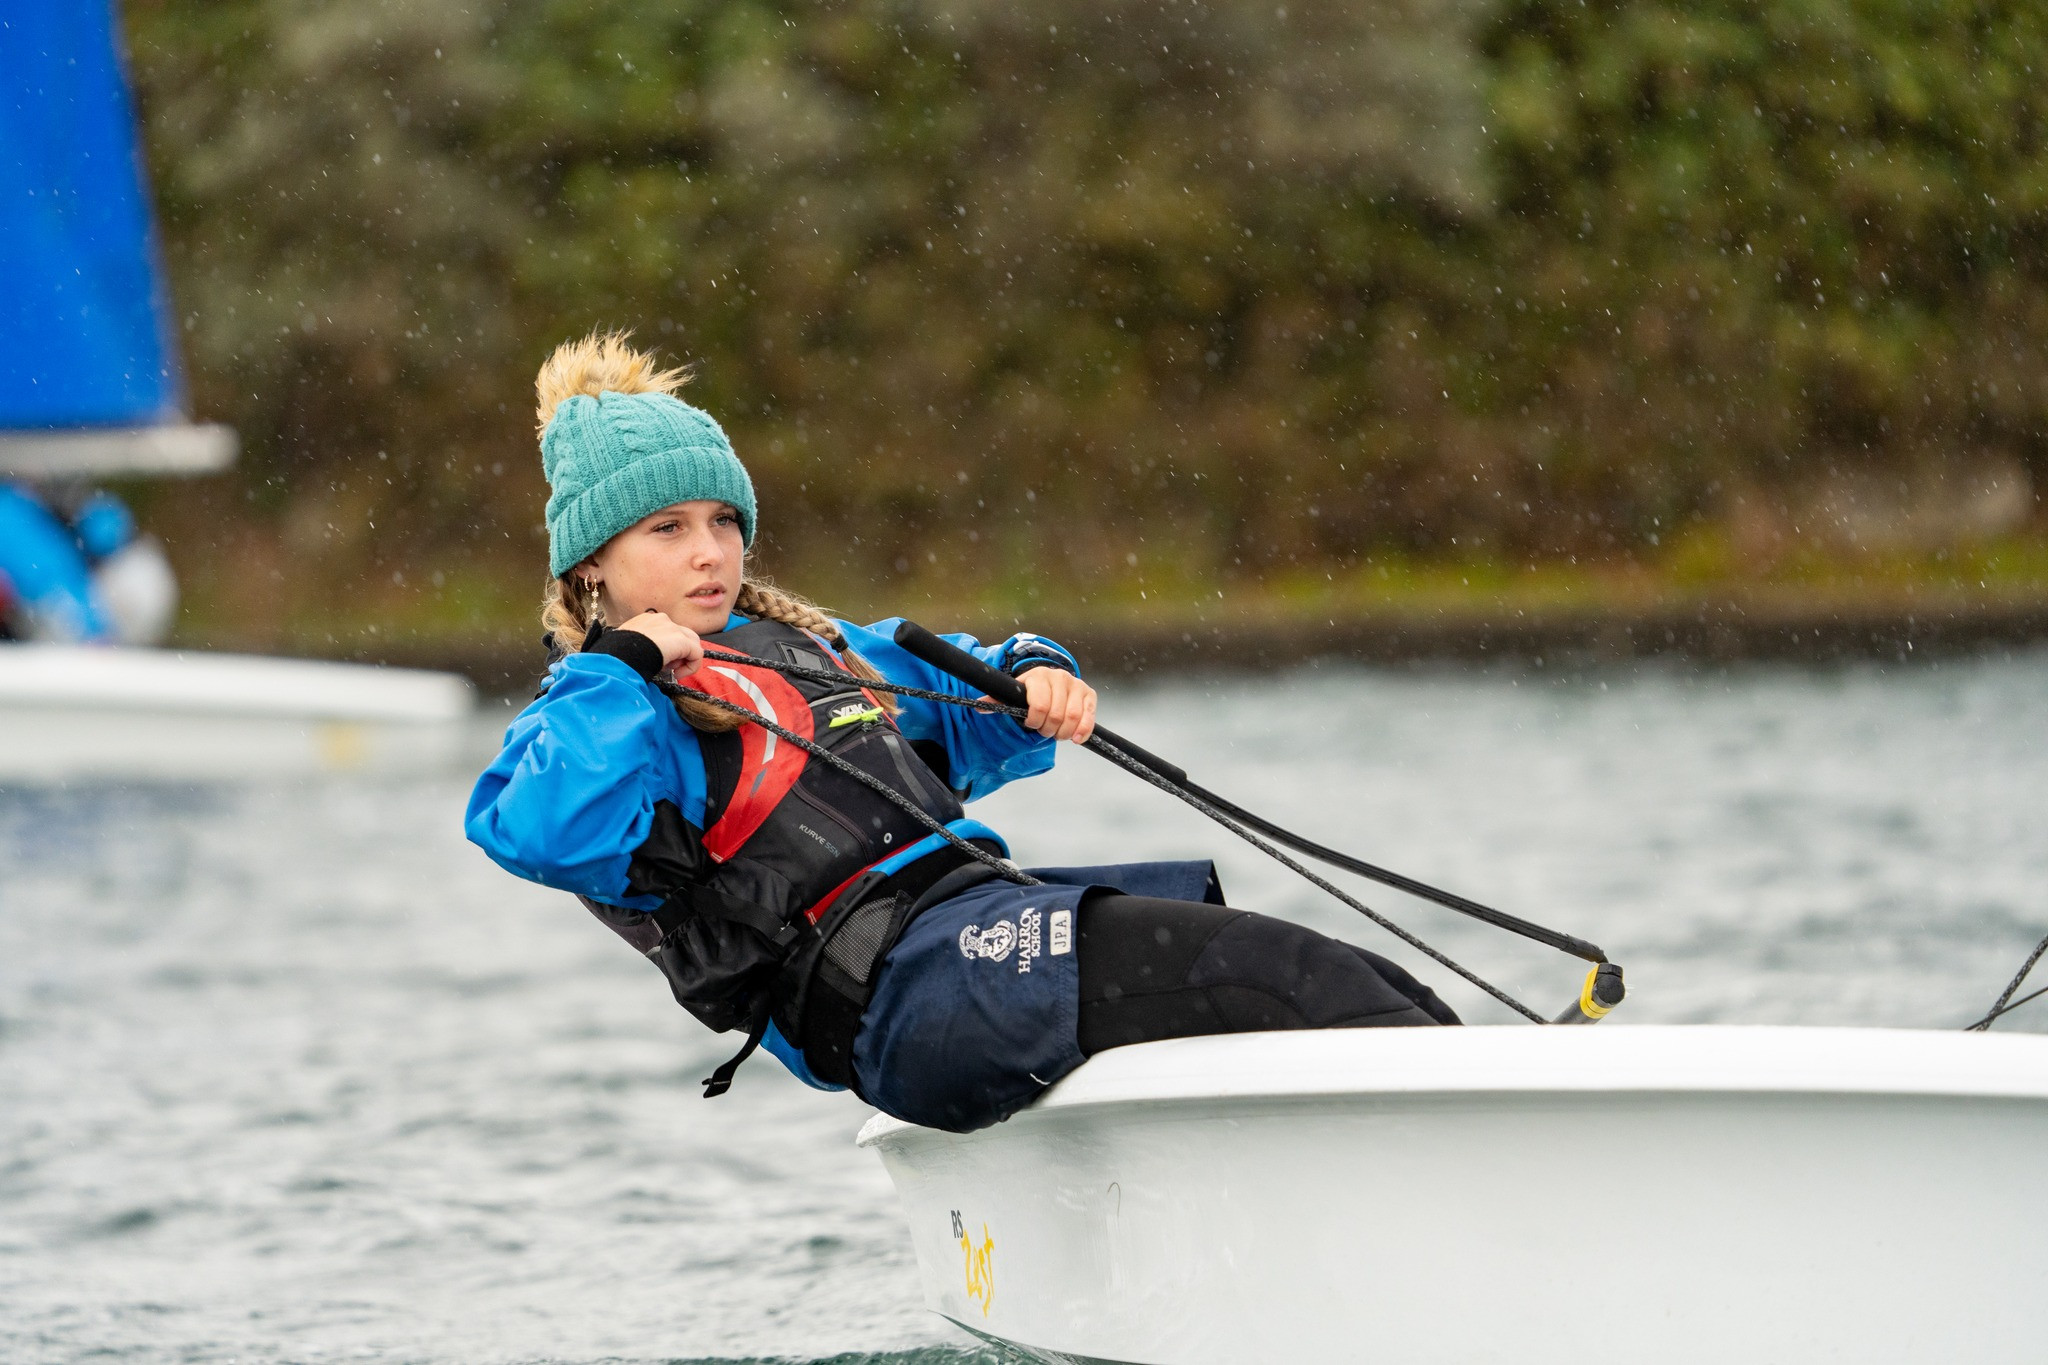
{"left": 464, "top": 613, "right": 1078, "bottom": 1086}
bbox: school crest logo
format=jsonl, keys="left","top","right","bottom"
{"left": 957, "top": 920, "right": 1016, "bottom": 963}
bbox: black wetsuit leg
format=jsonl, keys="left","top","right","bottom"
{"left": 1075, "top": 893, "right": 1460, "bottom": 1056}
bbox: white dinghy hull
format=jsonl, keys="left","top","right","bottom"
{"left": 0, "top": 644, "right": 476, "bottom": 780}
{"left": 858, "top": 1025, "right": 2048, "bottom": 1364}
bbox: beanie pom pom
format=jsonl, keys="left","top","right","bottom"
{"left": 535, "top": 330, "right": 690, "bottom": 435}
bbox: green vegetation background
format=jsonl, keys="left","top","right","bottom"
{"left": 123, "top": 0, "right": 2048, "bottom": 662}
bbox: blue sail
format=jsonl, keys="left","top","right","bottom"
{"left": 0, "top": 3, "right": 184, "bottom": 431}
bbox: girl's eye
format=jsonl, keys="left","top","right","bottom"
{"left": 714, "top": 512, "right": 737, "bottom": 526}
{"left": 653, "top": 521, "right": 680, "bottom": 534}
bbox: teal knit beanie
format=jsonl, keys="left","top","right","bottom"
{"left": 541, "top": 390, "right": 756, "bottom": 576}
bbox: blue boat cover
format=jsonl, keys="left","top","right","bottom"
{"left": 0, "top": 3, "right": 184, "bottom": 431}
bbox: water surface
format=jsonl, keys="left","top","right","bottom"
{"left": 3, "top": 652, "right": 2044, "bottom": 1363}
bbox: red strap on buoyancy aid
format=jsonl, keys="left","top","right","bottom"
{"left": 802, "top": 862, "right": 882, "bottom": 927}
{"left": 678, "top": 660, "right": 814, "bottom": 861}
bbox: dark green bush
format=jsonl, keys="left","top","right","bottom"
{"left": 125, "top": 0, "right": 2048, "bottom": 625}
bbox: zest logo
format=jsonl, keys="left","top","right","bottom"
{"left": 951, "top": 1209, "right": 995, "bottom": 1316}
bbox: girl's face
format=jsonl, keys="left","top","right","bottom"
{"left": 583, "top": 500, "right": 745, "bottom": 636}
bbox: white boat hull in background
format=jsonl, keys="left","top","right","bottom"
{"left": 859, "top": 1026, "right": 2048, "bottom": 1365}
{"left": 0, "top": 644, "right": 476, "bottom": 779}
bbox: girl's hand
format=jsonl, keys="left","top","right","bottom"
{"left": 1018, "top": 667, "right": 1097, "bottom": 744}
{"left": 616, "top": 611, "right": 705, "bottom": 677}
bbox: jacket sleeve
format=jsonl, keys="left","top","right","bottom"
{"left": 464, "top": 652, "right": 710, "bottom": 910}
{"left": 836, "top": 618, "right": 1080, "bottom": 800}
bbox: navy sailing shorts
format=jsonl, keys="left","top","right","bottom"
{"left": 851, "top": 860, "right": 1222, "bottom": 1132}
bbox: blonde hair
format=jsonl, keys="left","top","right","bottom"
{"left": 534, "top": 330, "right": 894, "bottom": 733}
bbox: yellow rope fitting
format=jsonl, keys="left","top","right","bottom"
{"left": 1578, "top": 966, "right": 1614, "bottom": 1020}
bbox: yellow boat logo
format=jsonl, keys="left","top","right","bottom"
{"left": 951, "top": 1209, "right": 995, "bottom": 1316}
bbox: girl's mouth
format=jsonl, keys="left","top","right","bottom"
{"left": 686, "top": 584, "right": 727, "bottom": 604}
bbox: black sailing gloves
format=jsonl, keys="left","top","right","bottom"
{"left": 585, "top": 623, "right": 666, "bottom": 681}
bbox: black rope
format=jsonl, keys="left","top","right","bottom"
{"left": 1084, "top": 733, "right": 1547, "bottom": 1022}
{"left": 655, "top": 676, "right": 1037, "bottom": 890}
{"left": 1967, "top": 929, "right": 2048, "bottom": 1032}
{"left": 1979, "top": 983, "right": 2048, "bottom": 1027}
{"left": 700, "top": 646, "right": 1012, "bottom": 714}
{"left": 1159, "top": 781, "right": 1606, "bottom": 963}
{"left": 689, "top": 646, "right": 1546, "bottom": 1022}
{"left": 699, "top": 645, "right": 1603, "bottom": 964}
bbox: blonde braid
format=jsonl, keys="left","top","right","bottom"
{"left": 540, "top": 574, "right": 896, "bottom": 734}
{"left": 734, "top": 579, "right": 901, "bottom": 716}
{"left": 734, "top": 580, "right": 841, "bottom": 641}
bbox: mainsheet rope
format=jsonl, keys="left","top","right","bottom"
{"left": 1967, "top": 929, "right": 2048, "bottom": 1032}
{"left": 1080, "top": 730, "right": 1546, "bottom": 1022}
{"left": 650, "top": 676, "right": 1041, "bottom": 890}
{"left": 667, "top": 637, "right": 2034, "bottom": 1031}
{"left": 687, "top": 644, "right": 1547, "bottom": 1022}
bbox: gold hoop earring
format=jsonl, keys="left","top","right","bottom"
{"left": 584, "top": 577, "right": 602, "bottom": 617}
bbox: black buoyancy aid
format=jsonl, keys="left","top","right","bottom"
{"left": 591, "top": 618, "right": 975, "bottom": 1091}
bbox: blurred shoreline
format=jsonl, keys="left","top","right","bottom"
{"left": 181, "top": 582, "right": 2048, "bottom": 695}
{"left": 1043, "top": 594, "right": 2048, "bottom": 677}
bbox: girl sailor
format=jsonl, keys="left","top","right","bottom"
{"left": 466, "top": 333, "right": 1455, "bottom": 1133}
